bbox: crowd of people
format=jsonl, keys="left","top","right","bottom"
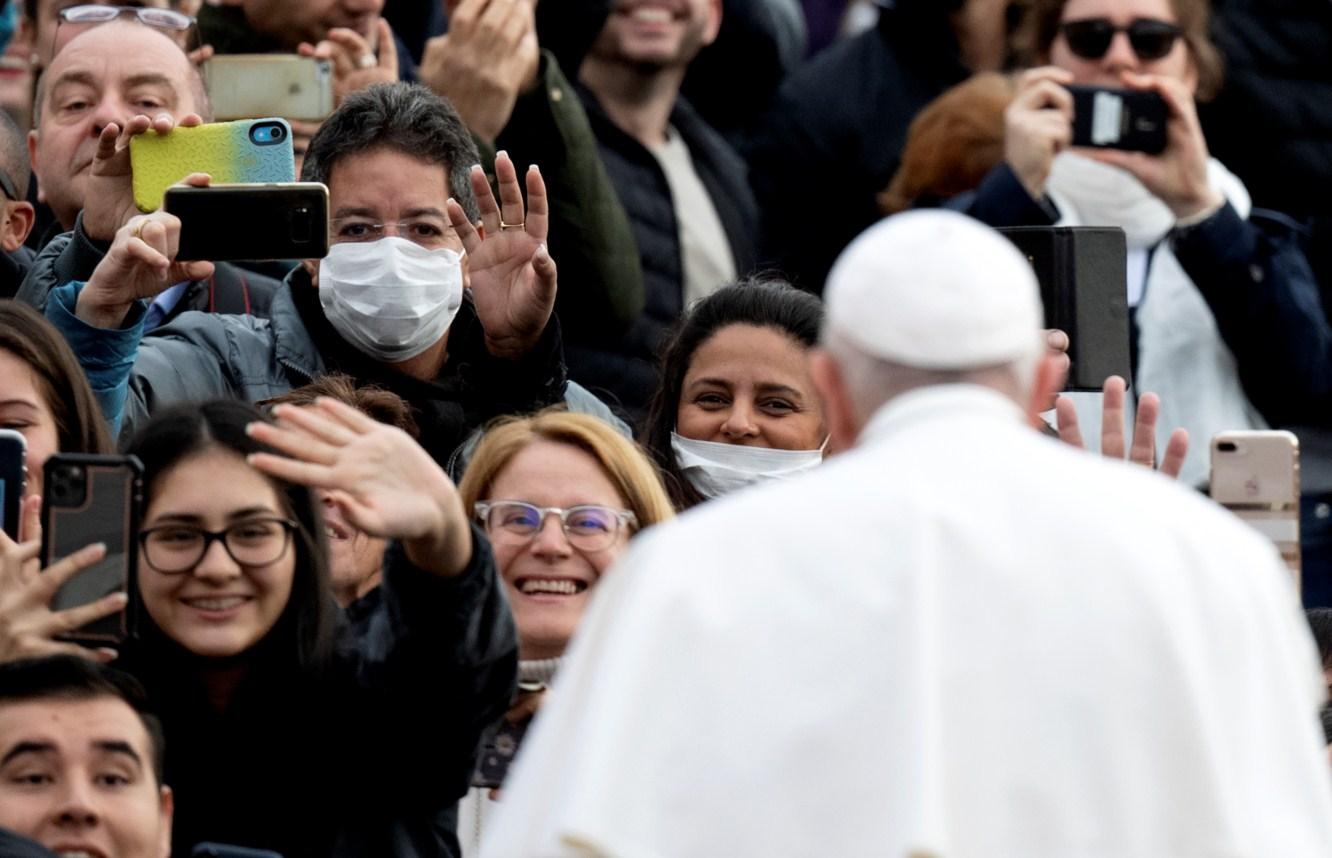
{"left": 0, "top": 0, "right": 1327, "bottom": 856}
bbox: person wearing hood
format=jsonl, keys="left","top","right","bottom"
{"left": 37, "top": 81, "right": 582, "bottom": 471}
{"left": 962, "top": 0, "right": 1332, "bottom": 596}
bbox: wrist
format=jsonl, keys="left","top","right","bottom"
{"left": 1170, "top": 188, "right": 1225, "bottom": 222}
{"left": 75, "top": 278, "right": 134, "bottom": 328}
{"left": 403, "top": 493, "right": 472, "bottom": 578}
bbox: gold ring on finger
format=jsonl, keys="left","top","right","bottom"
{"left": 499, "top": 220, "right": 525, "bottom": 231}
{"left": 131, "top": 222, "right": 145, "bottom": 239}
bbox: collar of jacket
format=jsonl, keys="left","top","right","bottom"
{"left": 861, "top": 383, "right": 1026, "bottom": 447}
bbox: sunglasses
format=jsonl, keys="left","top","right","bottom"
{"left": 1059, "top": 17, "right": 1183, "bottom": 62}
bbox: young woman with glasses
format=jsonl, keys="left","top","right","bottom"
{"left": 0, "top": 395, "right": 517, "bottom": 857}
{"left": 962, "top": 0, "right": 1332, "bottom": 492}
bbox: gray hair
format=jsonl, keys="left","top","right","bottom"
{"left": 301, "top": 82, "right": 481, "bottom": 223}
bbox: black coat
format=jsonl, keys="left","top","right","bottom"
{"left": 117, "top": 537, "right": 517, "bottom": 858}
{"left": 746, "top": 3, "right": 970, "bottom": 292}
{"left": 569, "top": 86, "right": 758, "bottom": 422}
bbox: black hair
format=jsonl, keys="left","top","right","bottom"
{"left": 124, "top": 399, "right": 337, "bottom": 673}
{"left": 640, "top": 277, "right": 825, "bottom": 510}
{"left": 301, "top": 82, "right": 482, "bottom": 223}
{"left": 1307, "top": 609, "right": 1332, "bottom": 668}
{"left": 1323, "top": 705, "right": 1332, "bottom": 747}
{"left": 0, "top": 655, "right": 166, "bottom": 784}
{"left": 0, "top": 300, "right": 114, "bottom": 456}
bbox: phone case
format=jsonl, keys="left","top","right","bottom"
{"left": 129, "top": 119, "right": 296, "bottom": 213}
{"left": 204, "top": 55, "right": 334, "bottom": 122}
{"left": 1210, "top": 430, "right": 1301, "bottom": 586}
{"left": 165, "top": 182, "right": 329, "bottom": 261}
{"left": 0, "top": 429, "right": 25, "bottom": 540}
{"left": 1067, "top": 85, "right": 1168, "bottom": 155}
{"left": 41, "top": 454, "right": 143, "bottom": 645}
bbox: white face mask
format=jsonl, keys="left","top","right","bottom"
{"left": 318, "top": 237, "right": 465, "bottom": 363}
{"left": 670, "top": 432, "right": 826, "bottom": 500}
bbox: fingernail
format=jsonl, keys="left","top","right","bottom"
{"left": 497, "top": 149, "right": 508, "bottom": 159}
{"left": 529, "top": 164, "right": 540, "bottom": 174}
{"left": 471, "top": 164, "right": 483, "bottom": 174}
{"left": 109, "top": 592, "right": 129, "bottom": 605}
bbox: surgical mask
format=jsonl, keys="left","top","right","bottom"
{"left": 671, "top": 432, "right": 826, "bottom": 500}
{"left": 318, "top": 237, "right": 464, "bottom": 363}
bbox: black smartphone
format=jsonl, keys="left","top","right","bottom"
{"left": 192, "top": 844, "right": 284, "bottom": 858}
{"left": 471, "top": 715, "right": 532, "bottom": 790}
{"left": 0, "top": 429, "right": 25, "bottom": 540}
{"left": 164, "top": 182, "right": 329, "bottom": 262}
{"left": 1066, "top": 84, "right": 1168, "bottom": 154}
{"left": 41, "top": 454, "right": 143, "bottom": 646}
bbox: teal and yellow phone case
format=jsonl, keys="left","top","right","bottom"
{"left": 129, "top": 118, "right": 296, "bottom": 212}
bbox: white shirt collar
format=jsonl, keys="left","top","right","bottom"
{"left": 859, "top": 384, "right": 1026, "bottom": 446}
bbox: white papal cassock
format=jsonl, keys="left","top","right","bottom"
{"left": 480, "top": 385, "right": 1332, "bottom": 858}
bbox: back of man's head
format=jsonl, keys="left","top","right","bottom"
{"left": 813, "top": 210, "right": 1047, "bottom": 439}
{"left": 0, "top": 108, "right": 31, "bottom": 200}
{"left": 301, "top": 81, "right": 480, "bottom": 223}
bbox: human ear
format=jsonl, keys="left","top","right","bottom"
{"left": 809, "top": 349, "right": 861, "bottom": 452}
{"left": 1, "top": 201, "right": 35, "bottom": 251}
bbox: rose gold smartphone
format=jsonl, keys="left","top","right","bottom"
{"left": 1210, "top": 430, "right": 1301, "bottom": 588}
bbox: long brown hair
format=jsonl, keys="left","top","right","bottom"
{"left": 0, "top": 300, "right": 113, "bottom": 454}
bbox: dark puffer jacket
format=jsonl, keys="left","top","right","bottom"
{"left": 568, "top": 86, "right": 758, "bottom": 422}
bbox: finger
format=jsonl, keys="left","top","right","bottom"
{"left": 376, "top": 18, "right": 399, "bottom": 74}
{"left": 499, "top": 0, "right": 531, "bottom": 48}
{"left": 1160, "top": 429, "right": 1189, "bottom": 480}
{"left": 1129, "top": 392, "right": 1159, "bottom": 469}
{"left": 447, "top": 198, "right": 484, "bottom": 256}
{"left": 178, "top": 172, "right": 212, "bottom": 188}
{"left": 245, "top": 420, "right": 343, "bottom": 467}
{"left": 246, "top": 452, "right": 336, "bottom": 490}
{"left": 326, "top": 27, "right": 372, "bottom": 57}
{"left": 18, "top": 639, "right": 117, "bottom": 663}
{"left": 268, "top": 402, "right": 361, "bottom": 444}
{"left": 122, "top": 114, "right": 153, "bottom": 141}
{"left": 1099, "top": 376, "right": 1127, "bottom": 460}
{"left": 313, "top": 396, "right": 382, "bottom": 435}
{"left": 494, "top": 152, "right": 525, "bottom": 230}
{"left": 45, "top": 591, "right": 129, "bottom": 636}
{"left": 150, "top": 112, "right": 176, "bottom": 136}
{"left": 176, "top": 261, "right": 216, "bottom": 282}
{"left": 471, "top": 164, "right": 501, "bottom": 236}
{"left": 1044, "top": 328, "right": 1069, "bottom": 354}
{"left": 524, "top": 164, "right": 548, "bottom": 242}
{"left": 178, "top": 114, "right": 205, "bottom": 129}
{"left": 1054, "top": 396, "right": 1085, "bottom": 449}
{"left": 19, "top": 494, "right": 41, "bottom": 545}
{"left": 450, "top": 0, "right": 486, "bottom": 33}
{"left": 36, "top": 543, "right": 109, "bottom": 596}
{"left": 188, "top": 44, "right": 215, "bottom": 66}
{"left": 95, "top": 123, "right": 121, "bottom": 163}
{"left": 136, "top": 219, "right": 177, "bottom": 267}
{"left": 298, "top": 42, "right": 317, "bottom": 57}
{"left": 124, "top": 237, "right": 172, "bottom": 276}
{"left": 320, "top": 40, "right": 356, "bottom": 77}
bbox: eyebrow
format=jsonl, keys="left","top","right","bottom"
{"left": 1, "top": 740, "right": 55, "bottom": 766}
{"left": 0, "top": 398, "right": 39, "bottom": 410}
{"left": 332, "top": 207, "right": 449, "bottom": 220}
{"left": 123, "top": 74, "right": 179, "bottom": 95}
{"left": 92, "top": 739, "right": 143, "bottom": 769}
{"left": 147, "top": 506, "right": 280, "bottom": 525}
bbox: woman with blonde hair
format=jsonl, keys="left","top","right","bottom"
{"left": 457, "top": 409, "right": 672, "bottom": 853}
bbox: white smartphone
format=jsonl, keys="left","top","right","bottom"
{"left": 203, "top": 55, "right": 334, "bottom": 122}
{"left": 1210, "top": 430, "right": 1301, "bottom": 588}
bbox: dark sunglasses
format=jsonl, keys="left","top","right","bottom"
{"left": 1059, "top": 17, "right": 1183, "bottom": 62}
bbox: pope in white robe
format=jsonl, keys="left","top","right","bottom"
{"left": 480, "top": 211, "right": 1332, "bottom": 858}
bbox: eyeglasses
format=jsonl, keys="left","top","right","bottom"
{"left": 331, "top": 217, "right": 453, "bottom": 250}
{"left": 474, "top": 501, "right": 637, "bottom": 553}
{"left": 1059, "top": 18, "right": 1183, "bottom": 62}
{"left": 139, "top": 517, "right": 298, "bottom": 574}
{"left": 51, "top": 5, "right": 198, "bottom": 62}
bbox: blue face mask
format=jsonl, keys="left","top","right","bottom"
{"left": 0, "top": 2, "right": 16, "bottom": 56}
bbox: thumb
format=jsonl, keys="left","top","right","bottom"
{"left": 531, "top": 243, "right": 557, "bottom": 300}
{"left": 377, "top": 18, "right": 399, "bottom": 75}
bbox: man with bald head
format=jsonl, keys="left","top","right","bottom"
{"left": 20, "top": 18, "right": 276, "bottom": 323}
{"left": 482, "top": 212, "right": 1332, "bottom": 857}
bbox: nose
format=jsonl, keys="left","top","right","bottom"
{"left": 719, "top": 400, "right": 760, "bottom": 442}
{"left": 192, "top": 535, "right": 242, "bottom": 583}
{"left": 528, "top": 513, "right": 573, "bottom": 559}
{"left": 51, "top": 780, "right": 100, "bottom": 831}
{"left": 89, "top": 92, "right": 130, "bottom": 140}
{"left": 1102, "top": 30, "right": 1139, "bottom": 73}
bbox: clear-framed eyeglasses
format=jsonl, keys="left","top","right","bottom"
{"left": 330, "top": 215, "right": 455, "bottom": 250}
{"left": 474, "top": 501, "right": 637, "bottom": 553}
{"left": 51, "top": 5, "right": 198, "bottom": 62}
{"left": 138, "top": 517, "right": 299, "bottom": 574}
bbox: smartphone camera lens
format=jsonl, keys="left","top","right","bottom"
{"left": 1217, "top": 442, "right": 1239, "bottom": 453}
{"left": 49, "top": 464, "right": 86, "bottom": 506}
{"left": 250, "top": 122, "right": 287, "bottom": 146}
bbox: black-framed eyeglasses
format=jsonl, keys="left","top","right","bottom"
{"left": 474, "top": 501, "right": 637, "bottom": 553}
{"left": 139, "top": 517, "right": 298, "bottom": 574}
{"left": 1059, "top": 18, "right": 1183, "bottom": 62}
{"left": 51, "top": 5, "right": 198, "bottom": 62}
{"left": 0, "top": 167, "right": 19, "bottom": 203}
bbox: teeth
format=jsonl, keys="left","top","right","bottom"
{"left": 59, "top": 853, "right": 96, "bottom": 858}
{"left": 325, "top": 526, "right": 348, "bottom": 541}
{"left": 186, "top": 597, "right": 246, "bottom": 611}
{"left": 630, "top": 7, "right": 672, "bottom": 23}
{"left": 520, "top": 579, "right": 580, "bottom": 596}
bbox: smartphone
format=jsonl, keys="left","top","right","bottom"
{"left": 192, "top": 844, "right": 284, "bottom": 858}
{"left": 203, "top": 55, "right": 334, "bottom": 122}
{"left": 41, "top": 454, "right": 143, "bottom": 646}
{"left": 0, "top": 430, "right": 25, "bottom": 540}
{"left": 165, "top": 183, "right": 329, "bottom": 262}
{"left": 1066, "top": 84, "right": 1168, "bottom": 154}
{"left": 1209, "top": 430, "right": 1301, "bottom": 586}
{"left": 471, "top": 715, "right": 532, "bottom": 790}
{"left": 129, "top": 119, "right": 297, "bottom": 213}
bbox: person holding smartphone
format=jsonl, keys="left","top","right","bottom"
{"left": 962, "top": 0, "right": 1332, "bottom": 496}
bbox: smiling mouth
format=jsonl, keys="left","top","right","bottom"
{"left": 325, "top": 523, "right": 351, "bottom": 541}
{"left": 515, "top": 578, "right": 588, "bottom": 596}
{"left": 182, "top": 596, "right": 251, "bottom": 611}
{"left": 51, "top": 848, "right": 108, "bottom": 858}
